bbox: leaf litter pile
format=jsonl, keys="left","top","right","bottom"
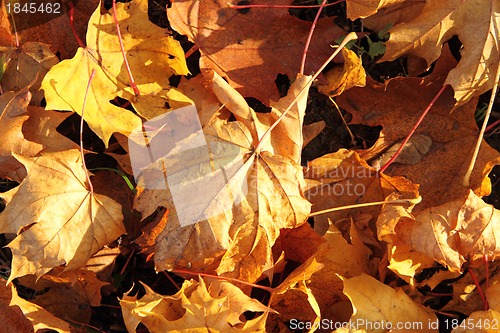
{"left": 0, "top": 0, "right": 499, "bottom": 332}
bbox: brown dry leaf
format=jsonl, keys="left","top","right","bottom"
{"left": 168, "top": 0, "right": 344, "bottom": 104}
{"left": 438, "top": 261, "right": 500, "bottom": 316}
{"left": 41, "top": 0, "right": 188, "bottom": 146}
{"left": 0, "top": 88, "right": 43, "bottom": 179}
{"left": 0, "top": 279, "right": 33, "bottom": 333}
{"left": 133, "top": 71, "right": 312, "bottom": 282}
{"left": 278, "top": 223, "right": 326, "bottom": 263}
{"left": 337, "top": 47, "right": 500, "bottom": 212}
{"left": 22, "top": 107, "right": 79, "bottom": 153}
{"left": 0, "top": 42, "right": 59, "bottom": 105}
{"left": 378, "top": 190, "right": 500, "bottom": 274}
{"left": 0, "top": 2, "right": 12, "bottom": 47}
{"left": 378, "top": 0, "right": 500, "bottom": 105}
{"left": 134, "top": 118, "right": 310, "bottom": 282}
{"left": 360, "top": 1, "right": 426, "bottom": 33}
{"left": 16, "top": 0, "right": 100, "bottom": 60}
{"left": 317, "top": 48, "right": 366, "bottom": 97}
{"left": 451, "top": 310, "right": 500, "bottom": 333}
{"left": 304, "top": 149, "right": 419, "bottom": 236}
{"left": 135, "top": 208, "right": 169, "bottom": 261}
{"left": 267, "top": 258, "right": 324, "bottom": 332}
{"left": 0, "top": 149, "right": 125, "bottom": 282}
{"left": 120, "top": 277, "right": 270, "bottom": 333}
{"left": 307, "top": 223, "right": 373, "bottom": 324}
{"left": 9, "top": 284, "right": 72, "bottom": 333}
{"left": 17, "top": 267, "right": 107, "bottom": 324}
{"left": 337, "top": 273, "right": 438, "bottom": 333}
{"left": 346, "top": 0, "right": 408, "bottom": 19}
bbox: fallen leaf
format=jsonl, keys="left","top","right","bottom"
{"left": 346, "top": 0, "right": 408, "bottom": 19}
{"left": 10, "top": 283, "right": 72, "bottom": 333}
{"left": 378, "top": 190, "right": 500, "bottom": 273}
{"left": 451, "top": 310, "right": 500, "bottom": 333}
{"left": 0, "top": 88, "right": 43, "bottom": 179}
{"left": 0, "top": 42, "right": 58, "bottom": 105}
{"left": 0, "top": 149, "right": 125, "bottom": 282}
{"left": 41, "top": 0, "right": 188, "bottom": 145}
{"left": 168, "top": 0, "right": 344, "bottom": 104}
{"left": 0, "top": 279, "right": 33, "bottom": 333}
{"left": 337, "top": 47, "right": 500, "bottom": 212}
{"left": 120, "top": 277, "right": 270, "bottom": 332}
{"left": 318, "top": 48, "right": 366, "bottom": 97}
{"left": 16, "top": 0, "right": 100, "bottom": 60}
{"left": 379, "top": 0, "right": 500, "bottom": 105}
{"left": 339, "top": 273, "right": 438, "bottom": 333}
{"left": 17, "top": 267, "right": 108, "bottom": 324}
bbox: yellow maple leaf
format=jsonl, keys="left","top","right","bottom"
{"left": 41, "top": 0, "right": 188, "bottom": 145}
{"left": 120, "top": 277, "right": 270, "bottom": 332}
{"left": 379, "top": 0, "right": 499, "bottom": 105}
{"left": 0, "top": 150, "right": 125, "bottom": 282}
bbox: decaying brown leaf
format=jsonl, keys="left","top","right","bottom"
{"left": 168, "top": 0, "right": 344, "bottom": 104}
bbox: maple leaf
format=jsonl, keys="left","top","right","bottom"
{"left": 346, "top": 0, "right": 409, "bottom": 19}
{"left": 305, "top": 149, "right": 419, "bottom": 235}
{"left": 168, "top": 0, "right": 344, "bottom": 104}
{"left": 0, "top": 280, "right": 33, "bottom": 333}
{"left": 7, "top": 281, "right": 72, "bottom": 333}
{"left": 132, "top": 70, "right": 312, "bottom": 282}
{"left": 378, "top": 0, "right": 500, "bottom": 105}
{"left": 379, "top": 190, "right": 500, "bottom": 273}
{"left": 317, "top": 48, "right": 366, "bottom": 97}
{"left": 120, "top": 277, "right": 270, "bottom": 332}
{"left": 336, "top": 47, "right": 500, "bottom": 212}
{"left": 0, "top": 150, "right": 125, "bottom": 282}
{"left": 0, "top": 88, "right": 43, "bottom": 180}
{"left": 41, "top": 0, "right": 189, "bottom": 145}
{"left": 267, "top": 258, "right": 324, "bottom": 331}
{"left": 337, "top": 274, "right": 438, "bottom": 333}
{"left": 0, "top": 42, "right": 59, "bottom": 105}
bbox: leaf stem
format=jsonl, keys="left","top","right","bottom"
{"left": 67, "top": 1, "right": 85, "bottom": 49}
{"left": 463, "top": 62, "right": 500, "bottom": 186}
{"left": 309, "top": 196, "right": 422, "bottom": 217}
{"left": 300, "top": 0, "right": 328, "bottom": 75}
{"left": 379, "top": 84, "right": 447, "bottom": 174}
{"left": 468, "top": 267, "right": 489, "bottom": 311}
{"left": 112, "top": 0, "right": 140, "bottom": 100}
{"left": 80, "top": 69, "right": 96, "bottom": 193}
{"left": 254, "top": 32, "right": 358, "bottom": 154}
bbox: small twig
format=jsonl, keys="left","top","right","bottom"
{"left": 329, "top": 96, "right": 355, "bottom": 145}
{"left": 112, "top": 0, "right": 140, "bottom": 100}
{"left": 309, "top": 196, "right": 421, "bottom": 217}
{"left": 379, "top": 84, "right": 448, "bottom": 174}
{"left": 67, "top": 1, "right": 85, "bottom": 48}
{"left": 80, "top": 69, "right": 96, "bottom": 193}
{"left": 162, "top": 271, "right": 181, "bottom": 291}
{"left": 120, "top": 249, "right": 135, "bottom": 276}
{"left": 463, "top": 62, "right": 500, "bottom": 186}
{"left": 254, "top": 32, "right": 358, "bottom": 153}
{"left": 300, "top": 0, "right": 328, "bottom": 75}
